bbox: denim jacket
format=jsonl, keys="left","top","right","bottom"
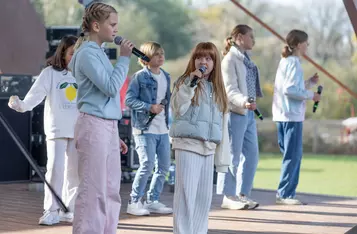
{"left": 125, "top": 66, "right": 171, "bottom": 131}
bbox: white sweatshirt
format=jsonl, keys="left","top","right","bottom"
{"left": 272, "top": 56, "right": 316, "bottom": 122}
{"left": 10, "top": 66, "right": 79, "bottom": 139}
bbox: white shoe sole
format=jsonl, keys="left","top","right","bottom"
{"left": 248, "top": 203, "right": 259, "bottom": 209}
{"left": 126, "top": 210, "right": 150, "bottom": 216}
{"left": 59, "top": 217, "right": 73, "bottom": 223}
{"left": 221, "top": 203, "right": 249, "bottom": 210}
{"left": 146, "top": 209, "right": 173, "bottom": 214}
{"left": 38, "top": 220, "right": 60, "bottom": 226}
{"left": 276, "top": 201, "right": 304, "bottom": 205}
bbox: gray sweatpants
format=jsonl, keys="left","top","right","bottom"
{"left": 173, "top": 149, "right": 214, "bottom": 234}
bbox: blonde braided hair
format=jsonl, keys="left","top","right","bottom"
{"left": 74, "top": 2, "right": 117, "bottom": 50}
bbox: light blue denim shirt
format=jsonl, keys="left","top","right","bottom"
{"left": 69, "top": 41, "right": 130, "bottom": 120}
{"left": 272, "top": 56, "right": 314, "bottom": 122}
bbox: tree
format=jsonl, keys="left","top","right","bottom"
{"left": 301, "top": 0, "right": 354, "bottom": 65}
{"left": 30, "top": 0, "right": 83, "bottom": 26}
{"left": 116, "top": 0, "right": 194, "bottom": 60}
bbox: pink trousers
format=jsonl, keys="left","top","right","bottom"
{"left": 72, "top": 113, "right": 121, "bottom": 234}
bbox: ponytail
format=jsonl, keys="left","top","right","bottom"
{"left": 281, "top": 45, "right": 293, "bottom": 58}
{"left": 223, "top": 36, "right": 233, "bottom": 56}
{"left": 223, "top": 24, "right": 252, "bottom": 56}
{"left": 282, "top": 29, "right": 309, "bottom": 58}
{"left": 74, "top": 32, "right": 87, "bottom": 51}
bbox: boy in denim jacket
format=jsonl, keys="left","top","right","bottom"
{"left": 125, "top": 41, "right": 172, "bottom": 216}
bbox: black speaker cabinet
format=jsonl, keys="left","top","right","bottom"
{"left": 118, "top": 118, "right": 139, "bottom": 169}
{"left": 31, "top": 103, "right": 47, "bottom": 167}
{"left": 46, "top": 26, "right": 80, "bottom": 42}
{"left": 0, "top": 98, "right": 31, "bottom": 182}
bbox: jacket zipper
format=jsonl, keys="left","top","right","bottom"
{"left": 208, "top": 83, "right": 213, "bottom": 140}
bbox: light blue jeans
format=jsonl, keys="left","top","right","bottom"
{"left": 276, "top": 121, "right": 303, "bottom": 199}
{"left": 217, "top": 111, "right": 259, "bottom": 196}
{"left": 130, "top": 133, "right": 171, "bottom": 202}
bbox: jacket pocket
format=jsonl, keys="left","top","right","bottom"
{"left": 139, "top": 83, "right": 154, "bottom": 102}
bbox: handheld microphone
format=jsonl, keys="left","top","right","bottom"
{"left": 114, "top": 36, "right": 150, "bottom": 62}
{"left": 313, "top": 85, "right": 323, "bottom": 113}
{"left": 146, "top": 99, "right": 168, "bottom": 125}
{"left": 190, "top": 66, "right": 207, "bottom": 87}
{"left": 248, "top": 97, "right": 263, "bottom": 120}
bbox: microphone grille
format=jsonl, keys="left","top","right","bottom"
{"left": 161, "top": 99, "right": 168, "bottom": 105}
{"left": 114, "top": 36, "right": 123, "bottom": 45}
{"left": 199, "top": 66, "right": 207, "bottom": 73}
{"left": 248, "top": 97, "right": 255, "bottom": 103}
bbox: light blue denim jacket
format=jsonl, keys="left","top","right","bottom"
{"left": 68, "top": 41, "right": 130, "bottom": 120}
{"left": 125, "top": 66, "right": 171, "bottom": 131}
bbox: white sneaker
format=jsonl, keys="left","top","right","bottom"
{"left": 221, "top": 196, "right": 249, "bottom": 210}
{"left": 127, "top": 200, "right": 150, "bottom": 216}
{"left": 276, "top": 197, "right": 305, "bottom": 205}
{"left": 238, "top": 195, "right": 259, "bottom": 209}
{"left": 59, "top": 211, "right": 74, "bottom": 223}
{"left": 38, "top": 210, "right": 60, "bottom": 226}
{"left": 143, "top": 201, "right": 173, "bottom": 214}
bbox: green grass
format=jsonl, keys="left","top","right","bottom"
{"left": 254, "top": 153, "right": 357, "bottom": 197}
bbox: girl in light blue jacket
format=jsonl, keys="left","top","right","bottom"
{"left": 272, "top": 29, "right": 320, "bottom": 205}
{"left": 68, "top": 3, "right": 134, "bottom": 234}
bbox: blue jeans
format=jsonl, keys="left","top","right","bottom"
{"left": 130, "top": 133, "right": 170, "bottom": 202}
{"left": 217, "top": 111, "right": 259, "bottom": 196}
{"left": 276, "top": 121, "right": 303, "bottom": 199}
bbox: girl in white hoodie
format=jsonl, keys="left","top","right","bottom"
{"left": 8, "top": 35, "right": 79, "bottom": 225}
{"left": 272, "top": 29, "right": 320, "bottom": 205}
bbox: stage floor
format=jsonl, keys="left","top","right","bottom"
{"left": 0, "top": 183, "right": 356, "bottom": 234}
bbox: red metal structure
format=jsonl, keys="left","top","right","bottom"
{"left": 343, "top": 0, "right": 357, "bottom": 37}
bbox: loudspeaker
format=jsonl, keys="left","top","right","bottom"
{"left": 31, "top": 103, "right": 47, "bottom": 167}
{"left": 120, "top": 136, "right": 139, "bottom": 169}
{"left": 118, "top": 118, "right": 139, "bottom": 169}
{"left": 103, "top": 48, "right": 117, "bottom": 60}
{"left": 46, "top": 26, "right": 80, "bottom": 42}
{"left": 0, "top": 74, "right": 33, "bottom": 98}
{"left": 0, "top": 98, "right": 31, "bottom": 182}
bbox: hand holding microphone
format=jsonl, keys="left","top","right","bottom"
{"left": 147, "top": 99, "right": 168, "bottom": 125}
{"left": 245, "top": 99, "right": 256, "bottom": 110}
{"left": 117, "top": 38, "right": 134, "bottom": 57}
{"left": 248, "top": 97, "right": 263, "bottom": 120}
{"left": 114, "top": 36, "right": 150, "bottom": 62}
{"left": 150, "top": 104, "right": 164, "bottom": 115}
{"left": 312, "top": 85, "right": 323, "bottom": 113}
{"left": 190, "top": 66, "right": 207, "bottom": 87}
